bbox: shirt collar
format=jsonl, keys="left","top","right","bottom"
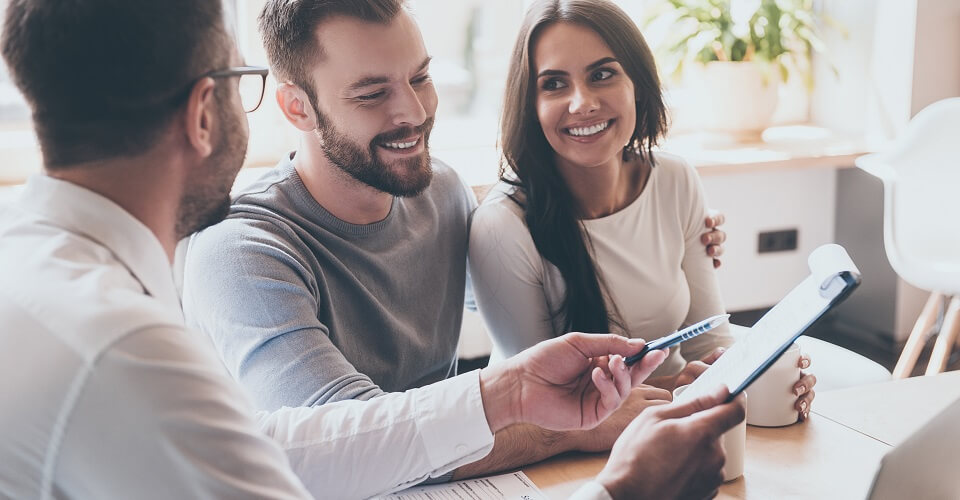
{"left": 18, "top": 174, "right": 184, "bottom": 321}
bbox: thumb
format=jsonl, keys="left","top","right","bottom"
{"left": 659, "top": 385, "right": 731, "bottom": 419}
{"left": 684, "top": 393, "right": 746, "bottom": 440}
{"left": 629, "top": 348, "right": 667, "bottom": 386}
{"left": 560, "top": 332, "right": 646, "bottom": 359}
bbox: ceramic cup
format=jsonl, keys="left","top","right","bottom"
{"left": 745, "top": 342, "right": 802, "bottom": 427}
{"left": 673, "top": 384, "right": 746, "bottom": 482}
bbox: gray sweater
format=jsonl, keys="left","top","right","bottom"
{"left": 182, "top": 154, "right": 475, "bottom": 411}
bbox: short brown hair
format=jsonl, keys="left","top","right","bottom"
{"left": 1, "top": 0, "right": 230, "bottom": 168}
{"left": 258, "top": 0, "right": 404, "bottom": 100}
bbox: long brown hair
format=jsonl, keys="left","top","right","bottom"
{"left": 499, "top": 0, "right": 668, "bottom": 334}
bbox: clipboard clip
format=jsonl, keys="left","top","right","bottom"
{"left": 819, "top": 271, "right": 860, "bottom": 299}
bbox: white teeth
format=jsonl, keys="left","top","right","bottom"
{"left": 567, "top": 120, "right": 610, "bottom": 137}
{"left": 383, "top": 139, "right": 418, "bottom": 149}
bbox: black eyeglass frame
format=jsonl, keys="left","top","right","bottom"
{"left": 203, "top": 66, "right": 269, "bottom": 113}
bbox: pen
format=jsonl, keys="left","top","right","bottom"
{"left": 624, "top": 314, "right": 731, "bottom": 365}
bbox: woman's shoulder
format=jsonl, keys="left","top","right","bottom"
{"left": 652, "top": 151, "right": 696, "bottom": 179}
{"left": 474, "top": 181, "right": 526, "bottom": 224}
{"left": 651, "top": 151, "right": 702, "bottom": 193}
{"left": 470, "top": 181, "right": 540, "bottom": 257}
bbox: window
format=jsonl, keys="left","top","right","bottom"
{"left": 0, "top": 0, "right": 815, "bottom": 186}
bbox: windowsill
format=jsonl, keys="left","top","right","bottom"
{"left": 665, "top": 125, "right": 870, "bottom": 176}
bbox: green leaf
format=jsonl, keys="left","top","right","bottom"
{"left": 645, "top": 0, "right": 845, "bottom": 91}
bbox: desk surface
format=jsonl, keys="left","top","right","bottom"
{"left": 524, "top": 372, "right": 959, "bottom": 499}
{"left": 813, "top": 370, "right": 960, "bottom": 446}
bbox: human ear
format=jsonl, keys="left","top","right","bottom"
{"left": 183, "top": 77, "right": 218, "bottom": 158}
{"left": 276, "top": 82, "right": 318, "bottom": 132}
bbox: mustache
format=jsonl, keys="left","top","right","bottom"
{"left": 372, "top": 117, "right": 435, "bottom": 145}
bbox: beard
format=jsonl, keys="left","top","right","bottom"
{"left": 174, "top": 88, "right": 248, "bottom": 240}
{"left": 312, "top": 103, "right": 434, "bottom": 198}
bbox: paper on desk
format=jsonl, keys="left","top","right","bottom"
{"left": 676, "top": 244, "right": 860, "bottom": 403}
{"left": 375, "top": 471, "right": 546, "bottom": 500}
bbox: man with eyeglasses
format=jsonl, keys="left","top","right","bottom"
{"left": 0, "top": 0, "right": 743, "bottom": 499}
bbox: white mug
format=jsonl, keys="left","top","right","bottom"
{"left": 745, "top": 342, "right": 801, "bottom": 427}
{"left": 673, "top": 384, "right": 746, "bottom": 482}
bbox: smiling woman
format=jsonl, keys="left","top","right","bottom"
{"left": 468, "top": 0, "right": 739, "bottom": 387}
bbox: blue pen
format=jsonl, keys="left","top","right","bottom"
{"left": 624, "top": 314, "right": 731, "bottom": 365}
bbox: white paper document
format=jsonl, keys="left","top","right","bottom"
{"left": 376, "top": 471, "right": 547, "bottom": 500}
{"left": 676, "top": 244, "right": 860, "bottom": 403}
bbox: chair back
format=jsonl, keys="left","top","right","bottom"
{"left": 855, "top": 98, "right": 960, "bottom": 294}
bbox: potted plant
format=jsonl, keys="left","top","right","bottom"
{"left": 646, "top": 0, "right": 834, "bottom": 139}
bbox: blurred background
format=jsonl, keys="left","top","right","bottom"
{"left": 1, "top": 0, "right": 958, "bottom": 376}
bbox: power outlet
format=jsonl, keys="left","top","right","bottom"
{"left": 758, "top": 229, "right": 798, "bottom": 253}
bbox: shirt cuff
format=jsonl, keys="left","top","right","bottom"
{"left": 414, "top": 370, "right": 495, "bottom": 475}
{"left": 569, "top": 480, "right": 615, "bottom": 500}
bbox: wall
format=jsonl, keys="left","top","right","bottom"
{"left": 703, "top": 168, "right": 837, "bottom": 312}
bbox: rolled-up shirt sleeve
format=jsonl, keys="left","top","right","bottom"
{"left": 57, "top": 325, "right": 494, "bottom": 500}
{"left": 259, "top": 369, "right": 495, "bottom": 497}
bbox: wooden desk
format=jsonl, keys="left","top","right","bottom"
{"left": 523, "top": 373, "right": 960, "bottom": 499}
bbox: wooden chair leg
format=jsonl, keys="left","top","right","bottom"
{"left": 925, "top": 296, "right": 960, "bottom": 376}
{"left": 893, "top": 291, "right": 943, "bottom": 379}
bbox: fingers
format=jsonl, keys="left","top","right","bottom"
{"left": 676, "top": 361, "right": 709, "bottom": 388}
{"left": 658, "top": 385, "right": 731, "bottom": 419}
{"left": 628, "top": 348, "right": 667, "bottom": 386}
{"left": 562, "top": 332, "right": 646, "bottom": 359}
{"left": 702, "top": 212, "right": 727, "bottom": 269}
{"left": 704, "top": 211, "right": 726, "bottom": 229}
{"left": 707, "top": 244, "right": 724, "bottom": 258}
{"left": 793, "top": 373, "right": 817, "bottom": 397}
{"left": 637, "top": 385, "right": 673, "bottom": 402}
{"left": 793, "top": 370, "right": 817, "bottom": 421}
{"left": 701, "top": 230, "right": 728, "bottom": 247}
{"left": 592, "top": 355, "right": 635, "bottom": 419}
{"left": 592, "top": 366, "right": 622, "bottom": 416}
{"left": 609, "top": 355, "right": 632, "bottom": 400}
{"left": 700, "top": 346, "right": 726, "bottom": 365}
{"left": 686, "top": 392, "right": 746, "bottom": 440}
{"left": 701, "top": 229, "right": 727, "bottom": 247}
{"left": 798, "top": 354, "right": 812, "bottom": 369}
{"left": 797, "top": 389, "right": 816, "bottom": 420}
{"left": 686, "top": 361, "right": 709, "bottom": 376}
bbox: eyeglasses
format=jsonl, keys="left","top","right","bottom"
{"left": 204, "top": 66, "right": 269, "bottom": 113}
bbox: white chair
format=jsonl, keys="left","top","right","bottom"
{"left": 855, "top": 97, "right": 960, "bottom": 378}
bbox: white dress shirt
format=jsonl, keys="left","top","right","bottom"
{"left": 0, "top": 175, "right": 499, "bottom": 499}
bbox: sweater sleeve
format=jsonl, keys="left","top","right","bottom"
{"left": 468, "top": 196, "right": 559, "bottom": 358}
{"left": 675, "top": 161, "right": 734, "bottom": 362}
{"left": 182, "top": 217, "right": 385, "bottom": 411}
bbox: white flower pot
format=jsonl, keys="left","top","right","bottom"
{"left": 686, "top": 61, "right": 779, "bottom": 140}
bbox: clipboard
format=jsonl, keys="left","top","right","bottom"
{"left": 675, "top": 244, "right": 862, "bottom": 404}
